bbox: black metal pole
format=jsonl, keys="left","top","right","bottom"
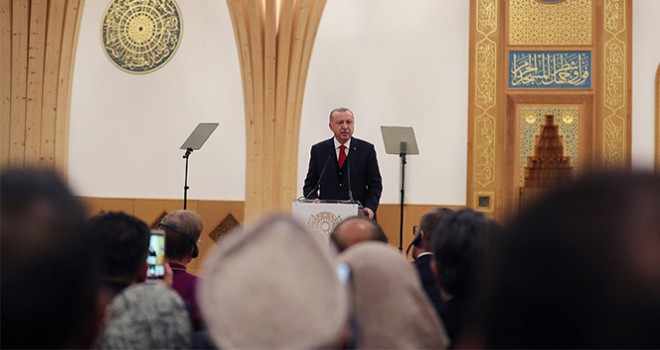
{"left": 183, "top": 148, "right": 192, "bottom": 210}
{"left": 398, "top": 152, "right": 407, "bottom": 252}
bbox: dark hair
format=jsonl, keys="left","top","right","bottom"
{"left": 479, "top": 171, "right": 660, "bottom": 348}
{"left": 88, "top": 211, "right": 150, "bottom": 281}
{"left": 1, "top": 168, "right": 99, "bottom": 348}
{"left": 431, "top": 209, "right": 501, "bottom": 298}
{"left": 419, "top": 207, "right": 454, "bottom": 248}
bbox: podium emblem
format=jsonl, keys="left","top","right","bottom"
{"left": 309, "top": 211, "right": 341, "bottom": 240}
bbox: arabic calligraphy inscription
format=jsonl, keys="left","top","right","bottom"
{"left": 475, "top": 114, "right": 496, "bottom": 187}
{"left": 605, "top": 39, "right": 625, "bottom": 111}
{"left": 510, "top": 51, "right": 591, "bottom": 89}
{"left": 102, "top": 0, "right": 183, "bottom": 74}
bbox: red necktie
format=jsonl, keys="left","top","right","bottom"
{"left": 338, "top": 144, "right": 347, "bottom": 168}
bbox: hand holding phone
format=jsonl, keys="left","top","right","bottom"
{"left": 146, "top": 230, "right": 166, "bottom": 282}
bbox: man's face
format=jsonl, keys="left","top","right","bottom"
{"left": 329, "top": 110, "right": 354, "bottom": 144}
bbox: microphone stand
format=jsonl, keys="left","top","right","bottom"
{"left": 398, "top": 150, "right": 407, "bottom": 252}
{"left": 183, "top": 148, "right": 193, "bottom": 209}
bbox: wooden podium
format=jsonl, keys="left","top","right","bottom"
{"left": 292, "top": 200, "right": 360, "bottom": 241}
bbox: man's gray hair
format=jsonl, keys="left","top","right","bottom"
{"left": 329, "top": 107, "right": 354, "bottom": 122}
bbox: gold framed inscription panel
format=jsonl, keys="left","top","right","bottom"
{"left": 467, "top": 0, "right": 631, "bottom": 222}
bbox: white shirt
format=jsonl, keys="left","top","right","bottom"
{"left": 334, "top": 138, "right": 351, "bottom": 159}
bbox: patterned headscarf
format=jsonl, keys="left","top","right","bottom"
{"left": 97, "top": 283, "right": 192, "bottom": 349}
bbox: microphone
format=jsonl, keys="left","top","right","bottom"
{"left": 346, "top": 153, "right": 354, "bottom": 203}
{"left": 345, "top": 150, "right": 363, "bottom": 210}
{"left": 304, "top": 154, "right": 332, "bottom": 200}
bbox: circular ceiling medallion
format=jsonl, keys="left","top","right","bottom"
{"left": 101, "top": 0, "right": 183, "bottom": 74}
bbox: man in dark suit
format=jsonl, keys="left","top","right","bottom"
{"left": 411, "top": 208, "right": 453, "bottom": 322}
{"left": 303, "top": 107, "right": 383, "bottom": 219}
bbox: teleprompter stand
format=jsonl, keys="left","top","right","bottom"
{"left": 381, "top": 126, "right": 419, "bottom": 252}
{"left": 179, "top": 123, "right": 219, "bottom": 209}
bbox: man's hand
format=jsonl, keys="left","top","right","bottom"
{"left": 363, "top": 207, "right": 374, "bottom": 219}
{"left": 161, "top": 262, "right": 174, "bottom": 287}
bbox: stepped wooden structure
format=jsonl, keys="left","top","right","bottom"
{"left": 520, "top": 114, "right": 574, "bottom": 208}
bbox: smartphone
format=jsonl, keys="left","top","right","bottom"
{"left": 146, "top": 230, "right": 166, "bottom": 281}
{"left": 335, "top": 262, "right": 352, "bottom": 284}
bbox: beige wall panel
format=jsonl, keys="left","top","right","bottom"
{"left": 189, "top": 200, "right": 245, "bottom": 275}
{"left": 377, "top": 203, "right": 465, "bottom": 252}
{"left": 132, "top": 199, "right": 195, "bottom": 228}
{"left": 81, "top": 197, "right": 136, "bottom": 217}
{"left": 81, "top": 197, "right": 245, "bottom": 276}
{"left": 79, "top": 198, "right": 464, "bottom": 273}
{"left": 1, "top": 0, "right": 12, "bottom": 167}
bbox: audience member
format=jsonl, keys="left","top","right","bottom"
{"left": 198, "top": 215, "right": 350, "bottom": 349}
{"left": 476, "top": 171, "right": 660, "bottom": 348}
{"left": 97, "top": 283, "right": 192, "bottom": 349}
{"left": 1, "top": 168, "right": 102, "bottom": 348}
{"left": 411, "top": 207, "right": 453, "bottom": 320}
{"left": 88, "top": 211, "right": 151, "bottom": 296}
{"left": 337, "top": 242, "right": 449, "bottom": 349}
{"left": 330, "top": 215, "right": 388, "bottom": 252}
{"left": 431, "top": 208, "right": 501, "bottom": 347}
{"left": 160, "top": 209, "right": 205, "bottom": 330}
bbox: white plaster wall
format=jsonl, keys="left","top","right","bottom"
{"left": 70, "top": 0, "right": 469, "bottom": 205}
{"left": 69, "top": 1, "right": 246, "bottom": 200}
{"left": 632, "top": 0, "right": 660, "bottom": 169}
{"left": 297, "top": 0, "right": 470, "bottom": 205}
{"left": 68, "top": 0, "right": 657, "bottom": 204}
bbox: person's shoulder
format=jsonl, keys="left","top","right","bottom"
{"left": 312, "top": 138, "right": 334, "bottom": 148}
{"left": 413, "top": 253, "right": 430, "bottom": 262}
{"left": 351, "top": 137, "right": 375, "bottom": 148}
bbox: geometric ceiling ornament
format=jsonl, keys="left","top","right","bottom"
{"left": 101, "top": 0, "right": 183, "bottom": 74}
{"left": 509, "top": 0, "right": 591, "bottom": 46}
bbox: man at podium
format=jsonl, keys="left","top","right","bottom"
{"left": 303, "top": 107, "right": 383, "bottom": 219}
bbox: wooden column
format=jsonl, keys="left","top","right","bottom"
{"left": 655, "top": 64, "right": 660, "bottom": 174}
{"left": 0, "top": 0, "right": 85, "bottom": 175}
{"left": 226, "top": 0, "right": 327, "bottom": 222}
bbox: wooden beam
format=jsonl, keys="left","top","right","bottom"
{"left": 24, "top": 0, "right": 47, "bottom": 167}
{"left": 9, "top": 0, "right": 30, "bottom": 167}
{"left": 1, "top": 0, "right": 13, "bottom": 168}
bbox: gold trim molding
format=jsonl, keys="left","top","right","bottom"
{"left": 602, "top": 0, "right": 629, "bottom": 168}
{"left": 470, "top": 0, "right": 499, "bottom": 201}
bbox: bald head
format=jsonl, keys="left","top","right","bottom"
{"left": 330, "top": 216, "right": 387, "bottom": 252}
